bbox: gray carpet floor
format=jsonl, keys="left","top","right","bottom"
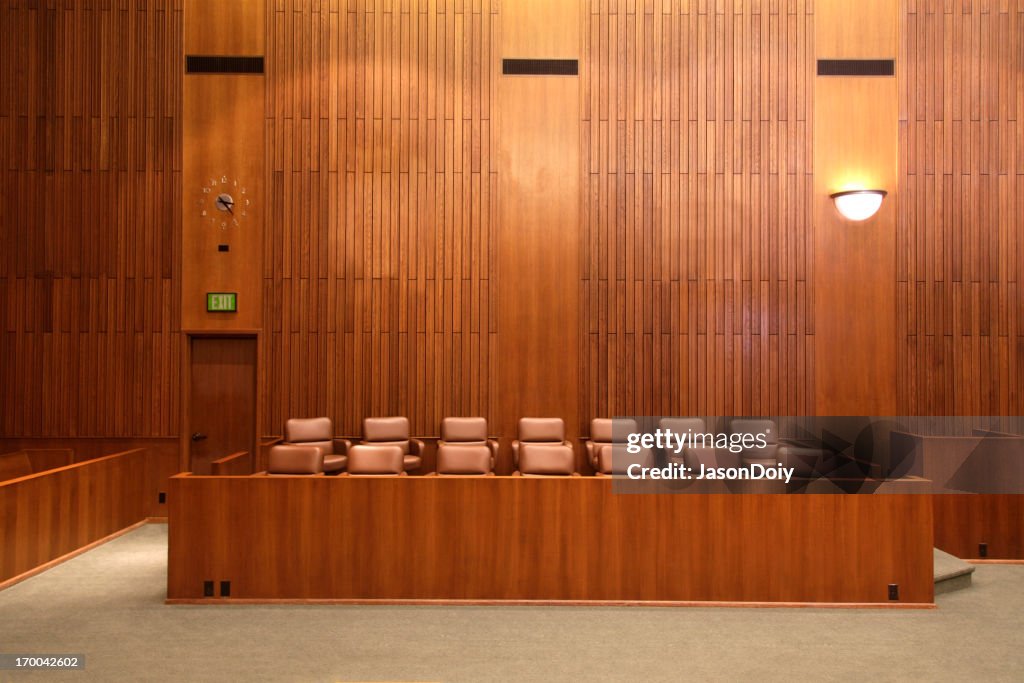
{"left": 0, "top": 523, "right": 1022, "bottom": 682}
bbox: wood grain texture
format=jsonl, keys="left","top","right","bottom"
{"left": 898, "top": 1, "right": 1024, "bottom": 416}
{"left": 0, "top": 448, "right": 149, "bottom": 585}
{"left": 187, "top": 336, "right": 257, "bottom": 474}
{"left": 0, "top": 437, "right": 179, "bottom": 518}
{"left": 497, "top": 0, "right": 581, "bottom": 450}
{"left": 168, "top": 475, "right": 934, "bottom": 604}
{"left": 210, "top": 450, "right": 252, "bottom": 476}
{"left": 181, "top": 0, "right": 265, "bottom": 331}
{"left": 1, "top": 1, "right": 1020, "bottom": 446}
{"left": 581, "top": 0, "right": 815, "bottom": 419}
{"left": 260, "top": 0, "right": 501, "bottom": 446}
{"left": 0, "top": 449, "right": 72, "bottom": 482}
{"left": 0, "top": 0, "right": 183, "bottom": 438}
{"left": 933, "top": 494, "right": 1024, "bottom": 560}
{"left": 813, "top": 0, "right": 898, "bottom": 415}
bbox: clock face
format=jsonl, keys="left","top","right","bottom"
{"left": 197, "top": 175, "right": 251, "bottom": 229}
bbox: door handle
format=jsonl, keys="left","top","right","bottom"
{"left": 191, "top": 432, "right": 207, "bottom": 442}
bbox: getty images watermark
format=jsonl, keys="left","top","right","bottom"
{"left": 607, "top": 416, "right": 1024, "bottom": 494}
{"left": 623, "top": 425, "right": 795, "bottom": 483}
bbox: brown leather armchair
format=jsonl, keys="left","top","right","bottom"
{"left": 343, "top": 444, "right": 407, "bottom": 476}
{"left": 360, "top": 417, "right": 424, "bottom": 472}
{"left": 512, "top": 417, "right": 577, "bottom": 476}
{"left": 585, "top": 418, "right": 652, "bottom": 475}
{"left": 284, "top": 417, "right": 350, "bottom": 474}
{"left": 266, "top": 445, "right": 324, "bottom": 475}
{"left": 435, "top": 417, "right": 497, "bottom": 475}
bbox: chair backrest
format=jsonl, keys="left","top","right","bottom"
{"left": 597, "top": 444, "right": 654, "bottom": 474}
{"left": 436, "top": 444, "right": 492, "bottom": 475}
{"left": 589, "top": 418, "right": 639, "bottom": 444}
{"left": 518, "top": 417, "right": 565, "bottom": 443}
{"left": 346, "top": 444, "right": 404, "bottom": 475}
{"left": 658, "top": 417, "right": 708, "bottom": 436}
{"left": 285, "top": 417, "right": 334, "bottom": 455}
{"left": 267, "top": 445, "right": 323, "bottom": 475}
{"left": 519, "top": 444, "right": 575, "bottom": 475}
{"left": 730, "top": 419, "right": 778, "bottom": 445}
{"left": 440, "top": 417, "right": 488, "bottom": 443}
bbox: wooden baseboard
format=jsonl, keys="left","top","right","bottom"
{"left": 966, "top": 559, "right": 1024, "bottom": 565}
{"left": 165, "top": 597, "right": 936, "bottom": 609}
{"left": 145, "top": 517, "right": 169, "bottom": 523}
{"left": 0, "top": 519, "right": 149, "bottom": 593}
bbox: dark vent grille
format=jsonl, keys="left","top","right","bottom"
{"left": 502, "top": 59, "right": 578, "bottom": 76}
{"left": 817, "top": 59, "right": 894, "bottom": 76}
{"left": 186, "top": 55, "right": 265, "bottom": 75}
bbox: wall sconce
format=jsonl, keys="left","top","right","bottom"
{"left": 829, "top": 190, "right": 887, "bottom": 221}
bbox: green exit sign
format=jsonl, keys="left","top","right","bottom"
{"left": 206, "top": 292, "right": 237, "bottom": 312}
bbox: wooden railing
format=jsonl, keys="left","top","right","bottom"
{"left": 211, "top": 450, "right": 251, "bottom": 476}
{"left": 0, "top": 448, "right": 149, "bottom": 587}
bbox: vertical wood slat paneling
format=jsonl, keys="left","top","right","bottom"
{"left": 2, "top": 1, "right": 1021, "bottom": 443}
{"left": 0, "top": 1, "right": 182, "bottom": 438}
{"left": 899, "top": 1, "right": 1024, "bottom": 416}
{"left": 261, "top": 0, "right": 498, "bottom": 437}
{"left": 581, "top": 0, "right": 814, "bottom": 419}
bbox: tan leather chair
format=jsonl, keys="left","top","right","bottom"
{"left": 436, "top": 417, "right": 497, "bottom": 475}
{"left": 266, "top": 445, "right": 323, "bottom": 475}
{"left": 730, "top": 418, "right": 819, "bottom": 478}
{"left": 344, "top": 444, "right": 406, "bottom": 476}
{"left": 585, "top": 418, "right": 638, "bottom": 474}
{"left": 284, "top": 417, "right": 350, "bottom": 473}
{"left": 360, "top": 417, "right": 424, "bottom": 472}
{"left": 512, "top": 417, "right": 576, "bottom": 476}
{"left": 657, "top": 417, "right": 740, "bottom": 470}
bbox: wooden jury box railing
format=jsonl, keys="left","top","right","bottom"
{"left": 0, "top": 448, "right": 150, "bottom": 588}
{"left": 168, "top": 474, "right": 935, "bottom": 606}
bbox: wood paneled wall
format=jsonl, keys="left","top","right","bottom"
{"left": 260, "top": 0, "right": 499, "bottom": 436}
{"left": 2, "top": 1, "right": 1022, "bottom": 443}
{"left": 898, "top": 1, "right": 1024, "bottom": 415}
{"left": 581, "top": 1, "right": 815, "bottom": 419}
{"left": 0, "top": 1, "right": 182, "bottom": 437}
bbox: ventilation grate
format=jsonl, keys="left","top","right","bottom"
{"left": 817, "top": 59, "right": 894, "bottom": 76}
{"left": 502, "top": 59, "right": 578, "bottom": 76}
{"left": 186, "top": 55, "right": 265, "bottom": 75}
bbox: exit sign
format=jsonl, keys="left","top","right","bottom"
{"left": 206, "top": 292, "right": 237, "bottom": 312}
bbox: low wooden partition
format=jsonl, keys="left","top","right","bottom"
{"left": 1, "top": 448, "right": 150, "bottom": 587}
{"left": 0, "top": 437, "right": 179, "bottom": 517}
{"left": 168, "top": 476, "right": 934, "bottom": 605}
{"left": 933, "top": 495, "right": 1024, "bottom": 560}
{"left": 893, "top": 432, "right": 1024, "bottom": 560}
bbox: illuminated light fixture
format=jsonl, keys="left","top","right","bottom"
{"left": 830, "top": 190, "right": 887, "bottom": 222}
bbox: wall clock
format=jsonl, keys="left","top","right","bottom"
{"left": 197, "top": 175, "right": 251, "bottom": 229}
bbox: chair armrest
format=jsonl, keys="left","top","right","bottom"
{"left": 332, "top": 438, "right": 352, "bottom": 454}
{"left": 410, "top": 438, "right": 425, "bottom": 456}
{"left": 511, "top": 440, "right": 521, "bottom": 468}
{"left": 487, "top": 439, "right": 499, "bottom": 468}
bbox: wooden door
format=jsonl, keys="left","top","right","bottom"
{"left": 188, "top": 337, "right": 256, "bottom": 475}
